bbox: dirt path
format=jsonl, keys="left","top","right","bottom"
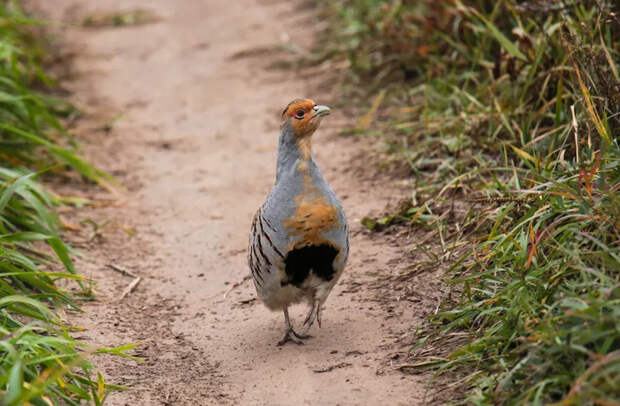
{"left": 35, "top": 1, "right": 443, "bottom": 404}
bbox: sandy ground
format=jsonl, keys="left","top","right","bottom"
{"left": 32, "top": 1, "right": 447, "bottom": 404}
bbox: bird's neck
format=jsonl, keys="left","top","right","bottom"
{"left": 275, "top": 126, "right": 314, "bottom": 183}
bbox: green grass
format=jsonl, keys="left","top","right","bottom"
{"left": 315, "top": 0, "right": 619, "bottom": 404}
{"left": 1, "top": 2, "right": 125, "bottom": 404}
{"left": 0, "top": 2, "right": 111, "bottom": 184}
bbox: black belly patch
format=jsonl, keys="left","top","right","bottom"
{"left": 283, "top": 244, "right": 339, "bottom": 287}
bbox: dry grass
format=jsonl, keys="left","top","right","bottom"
{"left": 315, "top": 0, "right": 619, "bottom": 403}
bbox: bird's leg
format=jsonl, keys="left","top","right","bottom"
{"left": 302, "top": 302, "right": 316, "bottom": 327}
{"left": 316, "top": 302, "right": 323, "bottom": 328}
{"left": 300, "top": 299, "right": 320, "bottom": 336}
{"left": 290, "top": 306, "right": 312, "bottom": 339}
{"left": 278, "top": 307, "right": 304, "bottom": 346}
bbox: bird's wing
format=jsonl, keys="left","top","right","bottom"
{"left": 248, "top": 206, "right": 286, "bottom": 290}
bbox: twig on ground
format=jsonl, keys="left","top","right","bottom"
{"left": 119, "top": 277, "right": 142, "bottom": 301}
{"left": 312, "top": 362, "right": 352, "bottom": 373}
{"left": 434, "top": 295, "right": 441, "bottom": 315}
{"left": 106, "top": 264, "right": 138, "bottom": 278}
{"left": 395, "top": 358, "right": 447, "bottom": 371}
{"left": 223, "top": 275, "right": 251, "bottom": 299}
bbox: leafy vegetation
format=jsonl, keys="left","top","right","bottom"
{"left": 1, "top": 2, "right": 123, "bottom": 404}
{"left": 315, "top": 0, "right": 619, "bottom": 403}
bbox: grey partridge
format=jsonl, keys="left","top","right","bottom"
{"left": 248, "top": 98, "right": 349, "bottom": 345}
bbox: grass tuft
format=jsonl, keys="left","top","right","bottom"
{"left": 0, "top": 3, "right": 112, "bottom": 186}
{"left": 316, "top": 0, "right": 619, "bottom": 403}
{"left": 0, "top": 2, "right": 126, "bottom": 404}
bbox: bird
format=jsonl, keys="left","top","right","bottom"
{"left": 248, "top": 98, "right": 349, "bottom": 345}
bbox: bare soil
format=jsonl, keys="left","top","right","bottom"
{"left": 33, "top": 1, "right": 448, "bottom": 404}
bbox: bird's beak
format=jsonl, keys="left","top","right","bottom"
{"left": 312, "top": 105, "right": 331, "bottom": 118}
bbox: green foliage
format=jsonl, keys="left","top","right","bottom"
{"left": 432, "top": 150, "right": 620, "bottom": 404}
{"left": 0, "top": 2, "right": 123, "bottom": 404}
{"left": 318, "top": 0, "right": 619, "bottom": 403}
{"left": 0, "top": 2, "right": 110, "bottom": 184}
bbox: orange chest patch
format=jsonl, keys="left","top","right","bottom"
{"left": 284, "top": 196, "right": 339, "bottom": 245}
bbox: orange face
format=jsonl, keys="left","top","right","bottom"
{"left": 281, "top": 99, "right": 327, "bottom": 138}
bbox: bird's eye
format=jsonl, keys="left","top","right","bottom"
{"left": 294, "top": 110, "right": 305, "bottom": 119}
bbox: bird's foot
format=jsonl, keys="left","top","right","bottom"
{"left": 292, "top": 329, "right": 312, "bottom": 340}
{"left": 277, "top": 327, "right": 311, "bottom": 346}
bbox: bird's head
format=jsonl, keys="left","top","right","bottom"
{"left": 280, "top": 98, "right": 330, "bottom": 139}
